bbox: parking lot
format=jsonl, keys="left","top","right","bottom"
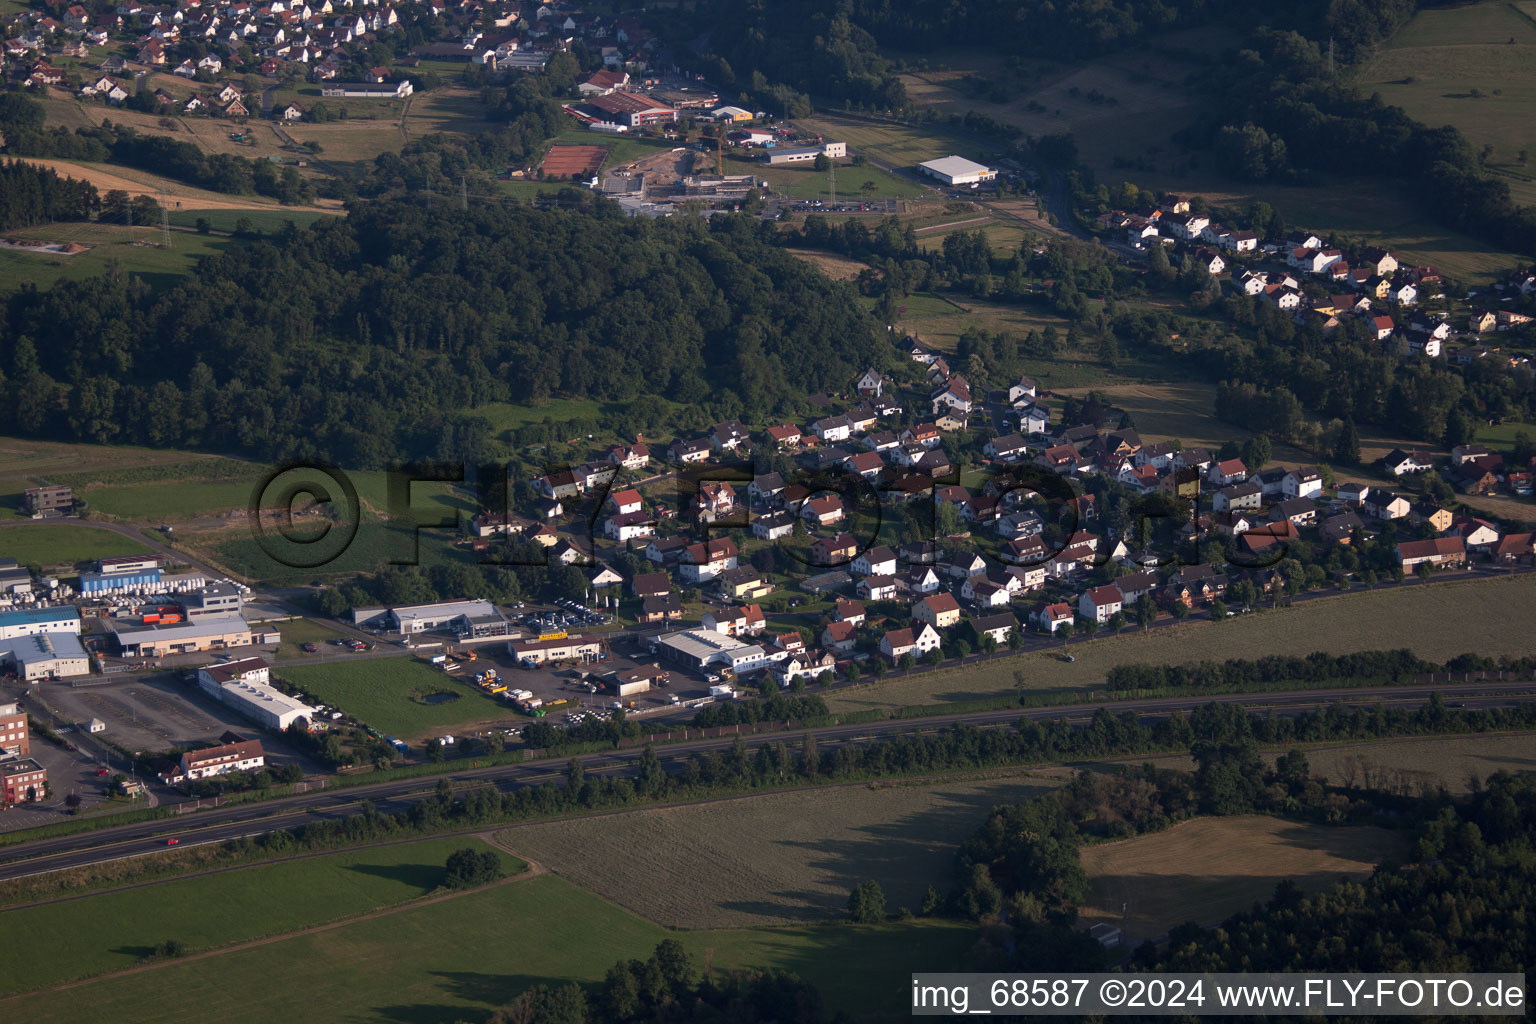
{"left": 28, "top": 675, "right": 312, "bottom": 772}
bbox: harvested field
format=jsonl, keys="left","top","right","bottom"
{"left": 9, "top": 158, "right": 340, "bottom": 213}
{"left": 825, "top": 574, "right": 1536, "bottom": 713}
{"left": 1077, "top": 815, "right": 1407, "bottom": 941}
{"left": 538, "top": 142, "right": 610, "bottom": 178}
{"left": 503, "top": 770, "right": 1068, "bottom": 928}
{"left": 785, "top": 248, "right": 869, "bottom": 280}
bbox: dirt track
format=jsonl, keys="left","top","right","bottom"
{"left": 13, "top": 158, "right": 344, "bottom": 213}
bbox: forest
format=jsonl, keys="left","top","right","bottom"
{"left": 0, "top": 198, "right": 886, "bottom": 467}
{"left": 0, "top": 159, "right": 99, "bottom": 231}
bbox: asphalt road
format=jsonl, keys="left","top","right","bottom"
{"left": 1, "top": 679, "right": 1528, "bottom": 881}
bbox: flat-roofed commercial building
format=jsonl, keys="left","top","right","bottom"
{"left": 23, "top": 484, "right": 72, "bottom": 515}
{"left": 652, "top": 628, "right": 768, "bottom": 675}
{"left": 0, "top": 632, "right": 90, "bottom": 681}
{"left": 113, "top": 615, "right": 275, "bottom": 658}
{"left": 508, "top": 634, "right": 602, "bottom": 666}
{"left": 197, "top": 658, "right": 318, "bottom": 731}
{"left": 0, "top": 607, "right": 80, "bottom": 641}
{"left": 1, "top": 758, "right": 47, "bottom": 806}
{"left": 917, "top": 155, "right": 996, "bottom": 186}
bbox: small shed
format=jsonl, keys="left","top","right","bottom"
{"left": 86, "top": 717, "right": 106, "bottom": 734}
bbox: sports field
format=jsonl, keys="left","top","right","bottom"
{"left": 0, "top": 870, "right": 973, "bottom": 1023}
{"left": 1077, "top": 815, "right": 1408, "bottom": 940}
{"left": 538, "top": 142, "right": 611, "bottom": 178}
{"left": 0, "top": 836, "right": 524, "bottom": 997}
{"left": 826, "top": 574, "right": 1536, "bottom": 713}
{"left": 505, "top": 770, "right": 1066, "bottom": 928}
{"left": 279, "top": 656, "right": 516, "bottom": 739}
{"left": 0, "top": 523, "right": 149, "bottom": 567}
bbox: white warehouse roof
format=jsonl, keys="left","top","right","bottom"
{"left": 919, "top": 155, "right": 993, "bottom": 179}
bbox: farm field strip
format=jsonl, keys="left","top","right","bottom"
{"left": 824, "top": 574, "right": 1536, "bottom": 714}
{"left": 504, "top": 772, "right": 1065, "bottom": 928}
{"left": 1077, "top": 815, "right": 1408, "bottom": 940}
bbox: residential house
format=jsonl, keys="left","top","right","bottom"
{"left": 1270, "top": 497, "right": 1319, "bottom": 528}
{"left": 1363, "top": 490, "right": 1412, "bottom": 521}
{"left": 1383, "top": 449, "right": 1432, "bottom": 475}
{"left": 912, "top": 593, "right": 962, "bottom": 630}
{"left": 970, "top": 612, "right": 1017, "bottom": 646}
{"left": 857, "top": 575, "right": 901, "bottom": 602}
{"left": 852, "top": 546, "right": 897, "bottom": 578}
{"left": 1282, "top": 467, "right": 1324, "bottom": 500}
{"left": 1030, "top": 602, "right": 1074, "bottom": 633}
{"left": 1078, "top": 585, "right": 1123, "bottom": 623}
{"left": 1214, "top": 482, "right": 1263, "bottom": 512}
{"left": 810, "top": 533, "right": 859, "bottom": 566}
{"left": 1396, "top": 537, "right": 1465, "bottom": 570}
{"left": 764, "top": 424, "right": 802, "bottom": 449}
{"left": 678, "top": 538, "right": 738, "bottom": 582}
{"left": 821, "top": 620, "right": 858, "bottom": 651}
{"left": 880, "top": 623, "right": 940, "bottom": 661}
{"left": 798, "top": 495, "right": 845, "bottom": 527}
{"left": 1207, "top": 458, "right": 1248, "bottom": 486}
{"left": 667, "top": 438, "right": 712, "bottom": 464}
{"left": 1319, "top": 511, "right": 1364, "bottom": 545}
{"left": 751, "top": 510, "right": 795, "bottom": 541}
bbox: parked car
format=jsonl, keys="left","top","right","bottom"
{"left": 300, "top": 642, "right": 318, "bottom": 653}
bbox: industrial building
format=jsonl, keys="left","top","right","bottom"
{"left": 652, "top": 628, "right": 769, "bottom": 675}
{"left": 585, "top": 91, "right": 677, "bottom": 127}
{"left": 319, "top": 80, "right": 413, "bottom": 98}
{"left": 0, "top": 558, "right": 33, "bottom": 595}
{"left": 763, "top": 141, "right": 847, "bottom": 166}
{"left": 182, "top": 582, "right": 243, "bottom": 619}
{"left": 602, "top": 664, "right": 670, "bottom": 697}
{"left": 354, "top": 599, "right": 511, "bottom": 639}
{"left": 0, "top": 607, "right": 80, "bottom": 641}
{"left": 508, "top": 634, "right": 603, "bottom": 666}
{"left": 197, "top": 658, "right": 318, "bottom": 731}
{"left": 917, "top": 155, "right": 996, "bottom": 186}
{"left": 113, "top": 614, "right": 275, "bottom": 658}
{"left": 177, "top": 739, "right": 265, "bottom": 781}
{"left": 22, "top": 484, "right": 72, "bottom": 515}
{"left": 0, "top": 632, "right": 90, "bottom": 681}
{"left": 79, "top": 555, "right": 163, "bottom": 594}
{"left": 1, "top": 758, "right": 47, "bottom": 806}
{"left": 0, "top": 702, "right": 28, "bottom": 756}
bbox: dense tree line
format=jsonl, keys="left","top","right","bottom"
{"left": 0, "top": 200, "right": 886, "bottom": 466}
{"left": 1105, "top": 649, "right": 1450, "bottom": 692}
{"left": 0, "top": 159, "right": 99, "bottom": 230}
{"left": 491, "top": 940, "right": 825, "bottom": 1024}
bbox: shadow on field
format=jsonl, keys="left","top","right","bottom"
{"left": 111, "top": 945, "right": 156, "bottom": 960}
{"left": 348, "top": 862, "right": 444, "bottom": 891}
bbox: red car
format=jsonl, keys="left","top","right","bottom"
{"left": 301, "top": 642, "right": 318, "bottom": 653}
{"left": 96, "top": 768, "right": 110, "bottom": 776}
{"left": 165, "top": 838, "right": 179, "bottom": 846}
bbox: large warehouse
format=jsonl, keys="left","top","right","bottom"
{"left": 0, "top": 607, "right": 80, "bottom": 641}
{"left": 508, "top": 634, "right": 603, "bottom": 666}
{"left": 652, "top": 629, "right": 769, "bottom": 675}
{"left": 197, "top": 658, "right": 318, "bottom": 731}
{"left": 113, "top": 614, "right": 276, "bottom": 658}
{"left": 917, "top": 155, "right": 997, "bottom": 186}
{"left": 353, "top": 599, "right": 510, "bottom": 639}
{"left": 0, "top": 631, "right": 90, "bottom": 681}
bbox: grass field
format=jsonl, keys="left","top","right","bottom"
{"left": 167, "top": 209, "right": 336, "bottom": 234}
{"left": 1077, "top": 815, "right": 1408, "bottom": 939}
{"left": 271, "top": 617, "right": 351, "bottom": 660}
{"left": 279, "top": 656, "right": 516, "bottom": 739}
{"left": 826, "top": 574, "right": 1536, "bottom": 713}
{"left": 0, "top": 836, "right": 523, "bottom": 998}
{"left": 1363, "top": 1, "right": 1536, "bottom": 178}
{"left": 0, "top": 437, "right": 235, "bottom": 514}
{"left": 795, "top": 113, "right": 984, "bottom": 169}
{"left": 1106, "top": 732, "right": 1536, "bottom": 794}
{"left": 0, "top": 221, "right": 238, "bottom": 292}
{"left": 0, "top": 523, "right": 149, "bottom": 567}
{"left": 0, "top": 871, "right": 973, "bottom": 1023}
{"left": 505, "top": 771, "right": 1067, "bottom": 928}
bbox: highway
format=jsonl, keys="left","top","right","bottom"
{"left": 0, "top": 679, "right": 1529, "bottom": 881}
